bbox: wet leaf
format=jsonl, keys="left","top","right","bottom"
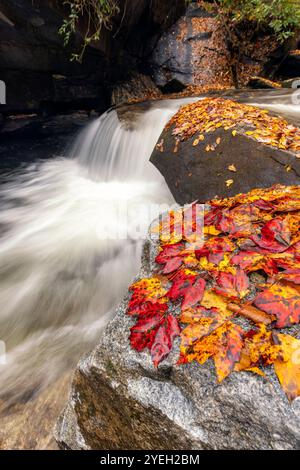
{"left": 213, "top": 322, "right": 244, "bottom": 382}
{"left": 128, "top": 277, "right": 168, "bottom": 314}
{"left": 190, "top": 321, "right": 244, "bottom": 381}
{"left": 181, "top": 277, "right": 206, "bottom": 310}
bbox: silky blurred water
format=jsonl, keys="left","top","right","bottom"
{"left": 0, "top": 90, "right": 299, "bottom": 402}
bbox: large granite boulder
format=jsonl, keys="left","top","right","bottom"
{"left": 150, "top": 97, "right": 300, "bottom": 205}
{"left": 55, "top": 233, "right": 300, "bottom": 450}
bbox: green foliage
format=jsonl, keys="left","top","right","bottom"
{"left": 218, "top": 0, "right": 300, "bottom": 42}
{"left": 59, "top": 0, "right": 119, "bottom": 62}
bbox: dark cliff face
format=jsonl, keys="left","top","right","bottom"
{"left": 0, "top": 0, "right": 185, "bottom": 113}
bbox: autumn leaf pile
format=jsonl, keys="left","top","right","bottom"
{"left": 127, "top": 185, "right": 300, "bottom": 401}
{"left": 166, "top": 98, "right": 300, "bottom": 155}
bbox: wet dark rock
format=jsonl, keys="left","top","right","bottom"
{"left": 0, "top": 0, "right": 109, "bottom": 112}
{"left": 0, "top": 0, "right": 185, "bottom": 112}
{"left": 278, "top": 50, "right": 300, "bottom": 79}
{"left": 0, "top": 112, "right": 91, "bottom": 174}
{"left": 150, "top": 4, "right": 232, "bottom": 89}
{"left": 111, "top": 73, "right": 161, "bottom": 106}
{"left": 0, "top": 373, "right": 71, "bottom": 450}
{"left": 150, "top": 108, "right": 300, "bottom": 205}
{"left": 55, "top": 236, "right": 300, "bottom": 450}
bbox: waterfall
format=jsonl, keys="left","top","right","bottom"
{"left": 0, "top": 90, "right": 299, "bottom": 403}
{"left": 0, "top": 98, "right": 195, "bottom": 402}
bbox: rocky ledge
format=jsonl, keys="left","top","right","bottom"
{"left": 55, "top": 229, "right": 300, "bottom": 450}
{"left": 150, "top": 98, "right": 300, "bottom": 204}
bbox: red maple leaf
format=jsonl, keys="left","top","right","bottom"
{"left": 151, "top": 315, "right": 181, "bottom": 367}
{"left": 251, "top": 218, "right": 291, "bottom": 253}
{"left": 155, "top": 242, "right": 186, "bottom": 274}
{"left": 128, "top": 301, "right": 168, "bottom": 317}
{"left": 214, "top": 268, "right": 249, "bottom": 300}
{"left": 130, "top": 311, "right": 181, "bottom": 367}
{"left": 195, "top": 237, "right": 234, "bottom": 264}
{"left": 167, "top": 270, "right": 206, "bottom": 309}
{"left": 230, "top": 250, "right": 278, "bottom": 276}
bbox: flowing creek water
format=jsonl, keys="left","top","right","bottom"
{"left": 0, "top": 90, "right": 299, "bottom": 407}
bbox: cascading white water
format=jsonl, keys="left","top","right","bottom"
{"left": 0, "top": 91, "right": 299, "bottom": 403}
{"left": 0, "top": 98, "right": 197, "bottom": 402}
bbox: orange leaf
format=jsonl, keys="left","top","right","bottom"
{"left": 274, "top": 334, "right": 300, "bottom": 401}
{"left": 254, "top": 284, "right": 300, "bottom": 328}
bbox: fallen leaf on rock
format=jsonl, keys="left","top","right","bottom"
{"left": 191, "top": 321, "right": 244, "bottom": 382}
{"left": 226, "top": 179, "right": 234, "bottom": 188}
{"left": 128, "top": 277, "right": 168, "bottom": 314}
{"left": 151, "top": 315, "right": 181, "bottom": 367}
{"left": 227, "top": 302, "right": 275, "bottom": 325}
{"left": 254, "top": 284, "right": 300, "bottom": 328}
{"left": 235, "top": 324, "right": 283, "bottom": 371}
{"left": 214, "top": 268, "right": 249, "bottom": 300}
{"left": 228, "top": 164, "right": 237, "bottom": 172}
{"left": 166, "top": 98, "right": 300, "bottom": 155}
{"left": 127, "top": 185, "right": 300, "bottom": 400}
{"left": 274, "top": 334, "right": 300, "bottom": 401}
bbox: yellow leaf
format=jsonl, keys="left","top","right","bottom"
{"left": 232, "top": 130, "right": 237, "bottom": 137}
{"left": 203, "top": 225, "right": 221, "bottom": 236}
{"left": 201, "top": 290, "right": 232, "bottom": 317}
{"left": 245, "top": 367, "right": 266, "bottom": 377}
{"left": 193, "top": 138, "right": 199, "bottom": 146}
{"left": 228, "top": 164, "right": 237, "bottom": 172}
{"left": 226, "top": 179, "right": 234, "bottom": 188}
